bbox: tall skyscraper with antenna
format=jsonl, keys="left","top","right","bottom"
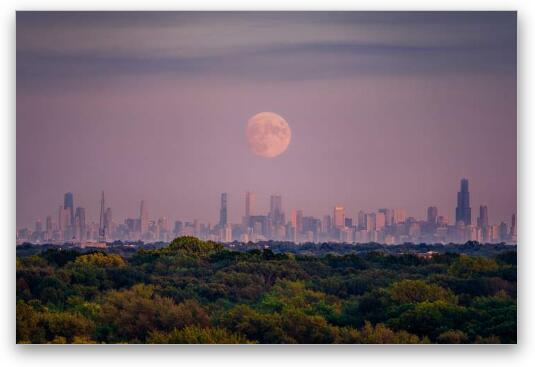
{"left": 98, "top": 191, "right": 105, "bottom": 242}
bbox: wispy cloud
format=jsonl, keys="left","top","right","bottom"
{"left": 17, "top": 11, "right": 516, "bottom": 83}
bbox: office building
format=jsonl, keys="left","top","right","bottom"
{"left": 455, "top": 178, "right": 471, "bottom": 225}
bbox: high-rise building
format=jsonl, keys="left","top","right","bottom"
{"left": 35, "top": 219, "right": 43, "bottom": 233}
{"left": 427, "top": 206, "right": 438, "bottom": 224}
{"left": 357, "top": 210, "right": 366, "bottom": 230}
{"left": 64, "top": 192, "right": 74, "bottom": 227}
{"left": 499, "top": 222, "right": 509, "bottom": 242}
{"left": 244, "top": 191, "right": 256, "bottom": 227}
{"left": 104, "top": 207, "right": 113, "bottom": 238}
{"left": 477, "top": 205, "right": 489, "bottom": 228}
{"left": 269, "top": 195, "right": 284, "bottom": 226}
{"left": 296, "top": 210, "right": 303, "bottom": 233}
{"left": 334, "top": 206, "right": 345, "bottom": 228}
{"left": 322, "top": 214, "right": 332, "bottom": 234}
{"left": 378, "top": 208, "right": 392, "bottom": 226}
{"left": 221, "top": 224, "right": 232, "bottom": 243}
{"left": 99, "top": 191, "right": 106, "bottom": 242}
{"left": 455, "top": 178, "right": 471, "bottom": 225}
{"left": 392, "top": 208, "right": 407, "bottom": 224}
{"left": 74, "top": 207, "right": 86, "bottom": 240}
{"left": 219, "top": 193, "right": 228, "bottom": 226}
{"left": 510, "top": 213, "right": 517, "bottom": 240}
{"left": 173, "top": 220, "right": 183, "bottom": 236}
{"left": 365, "top": 212, "right": 376, "bottom": 232}
{"left": 45, "top": 215, "right": 53, "bottom": 233}
{"left": 375, "top": 211, "right": 386, "bottom": 231}
{"left": 140, "top": 200, "right": 148, "bottom": 234}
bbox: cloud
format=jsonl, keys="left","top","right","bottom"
{"left": 16, "top": 11, "right": 516, "bottom": 84}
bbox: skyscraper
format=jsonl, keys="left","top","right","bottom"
{"left": 378, "top": 208, "right": 392, "bottom": 226}
{"left": 510, "top": 213, "right": 517, "bottom": 241}
{"left": 219, "top": 193, "right": 228, "bottom": 226}
{"left": 322, "top": 214, "right": 332, "bottom": 234}
{"left": 365, "top": 212, "right": 376, "bottom": 232}
{"left": 334, "top": 206, "right": 345, "bottom": 228}
{"left": 104, "top": 207, "right": 113, "bottom": 238}
{"left": 243, "top": 191, "right": 255, "bottom": 228}
{"left": 269, "top": 195, "right": 284, "bottom": 226}
{"left": 375, "top": 211, "right": 386, "bottom": 231}
{"left": 477, "top": 205, "right": 489, "bottom": 228}
{"left": 357, "top": 210, "right": 366, "bottom": 230}
{"left": 392, "top": 208, "right": 407, "bottom": 224}
{"left": 427, "top": 206, "right": 438, "bottom": 224}
{"left": 455, "top": 178, "right": 471, "bottom": 225}
{"left": 98, "top": 191, "right": 106, "bottom": 242}
{"left": 74, "top": 207, "right": 86, "bottom": 240}
{"left": 35, "top": 219, "right": 43, "bottom": 233}
{"left": 296, "top": 210, "right": 303, "bottom": 234}
{"left": 64, "top": 192, "right": 74, "bottom": 226}
{"left": 45, "top": 215, "right": 53, "bottom": 233}
{"left": 63, "top": 192, "right": 75, "bottom": 239}
{"left": 140, "top": 200, "right": 148, "bottom": 234}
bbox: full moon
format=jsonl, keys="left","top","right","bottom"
{"left": 246, "top": 112, "right": 292, "bottom": 158}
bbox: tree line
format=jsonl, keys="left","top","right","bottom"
{"left": 16, "top": 236, "right": 516, "bottom": 344}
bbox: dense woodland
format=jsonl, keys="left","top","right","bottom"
{"left": 16, "top": 237, "right": 517, "bottom": 344}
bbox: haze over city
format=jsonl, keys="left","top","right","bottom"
{"left": 17, "top": 12, "right": 516, "bottom": 230}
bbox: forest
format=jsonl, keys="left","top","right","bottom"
{"left": 16, "top": 236, "right": 517, "bottom": 344}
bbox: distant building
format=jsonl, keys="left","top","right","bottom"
{"left": 244, "top": 191, "right": 256, "bottom": 227}
{"left": 365, "top": 212, "right": 376, "bottom": 232}
{"left": 99, "top": 191, "right": 106, "bottom": 242}
{"left": 333, "top": 206, "right": 345, "bottom": 228}
{"left": 296, "top": 210, "right": 303, "bottom": 234}
{"left": 357, "top": 210, "right": 366, "bottom": 230}
{"left": 140, "top": 200, "right": 148, "bottom": 234}
{"left": 221, "top": 224, "right": 232, "bottom": 242}
{"left": 74, "top": 207, "right": 86, "bottom": 240}
{"left": 427, "top": 206, "right": 438, "bottom": 224}
{"left": 173, "top": 221, "right": 183, "bottom": 236}
{"left": 392, "top": 208, "right": 406, "bottom": 224}
{"left": 477, "top": 205, "right": 489, "bottom": 228}
{"left": 219, "top": 193, "right": 228, "bottom": 227}
{"left": 375, "top": 211, "right": 386, "bottom": 231}
{"left": 269, "top": 195, "right": 285, "bottom": 226}
{"left": 64, "top": 192, "right": 74, "bottom": 227}
{"left": 455, "top": 178, "right": 471, "bottom": 225}
{"left": 510, "top": 213, "right": 517, "bottom": 242}
{"left": 499, "top": 222, "right": 509, "bottom": 242}
{"left": 322, "top": 215, "right": 332, "bottom": 234}
{"left": 378, "top": 208, "right": 392, "bottom": 226}
{"left": 104, "top": 207, "right": 112, "bottom": 239}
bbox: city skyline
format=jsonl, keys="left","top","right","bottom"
{"left": 17, "top": 12, "right": 516, "bottom": 232}
{"left": 17, "top": 178, "right": 516, "bottom": 245}
{"left": 17, "top": 182, "right": 515, "bottom": 232}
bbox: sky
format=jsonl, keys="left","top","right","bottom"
{"left": 16, "top": 11, "right": 517, "bottom": 228}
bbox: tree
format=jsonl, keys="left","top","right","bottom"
{"left": 148, "top": 326, "right": 254, "bottom": 344}
{"left": 74, "top": 252, "right": 127, "bottom": 268}
{"left": 388, "top": 301, "right": 469, "bottom": 341}
{"left": 162, "top": 236, "right": 224, "bottom": 256}
{"left": 99, "top": 284, "right": 209, "bottom": 342}
{"left": 389, "top": 279, "right": 457, "bottom": 304}
{"left": 437, "top": 330, "right": 468, "bottom": 344}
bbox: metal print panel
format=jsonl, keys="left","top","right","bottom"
{"left": 16, "top": 11, "right": 517, "bottom": 344}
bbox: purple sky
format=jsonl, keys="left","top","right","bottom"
{"left": 16, "top": 12, "right": 517, "bottom": 228}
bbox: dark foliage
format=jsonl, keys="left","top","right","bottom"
{"left": 16, "top": 237, "right": 516, "bottom": 344}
